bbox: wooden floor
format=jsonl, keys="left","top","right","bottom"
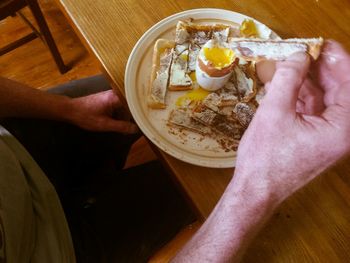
{"left": 0, "top": 0, "right": 157, "bottom": 167}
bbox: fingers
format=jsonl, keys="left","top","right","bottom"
{"left": 100, "top": 91, "right": 139, "bottom": 134}
{"left": 256, "top": 60, "right": 276, "bottom": 84}
{"left": 99, "top": 92, "right": 139, "bottom": 133}
{"left": 321, "top": 40, "right": 350, "bottom": 84}
{"left": 297, "top": 79, "right": 325, "bottom": 115}
{"left": 262, "top": 52, "right": 310, "bottom": 115}
{"left": 103, "top": 90, "right": 123, "bottom": 108}
{"left": 314, "top": 40, "right": 350, "bottom": 105}
{"left": 71, "top": 90, "right": 138, "bottom": 133}
{"left": 104, "top": 119, "right": 140, "bottom": 134}
{"left": 323, "top": 80, "right": 350, "bottom": 122}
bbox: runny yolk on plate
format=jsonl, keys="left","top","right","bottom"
{"left": 203, "top": 46, "right": 235, "bottom": 69}
{"left": 176, "top": 72, "right": 210, "bottom": 106}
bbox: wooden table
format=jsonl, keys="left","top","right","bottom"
{"left": 56, "top": 0, "right": 350, "bottom": 261}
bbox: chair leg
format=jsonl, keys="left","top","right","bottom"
{"left": 0, "top": 32, "right": 37, "bottom": 56}
{"left": 26, "top": 0, "right": 70, "bottom": 74}
{"left": 17, "top": 11, "right": 42, "bottom": 40}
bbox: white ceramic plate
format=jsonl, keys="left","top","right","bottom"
{"left": 125, "top": 8, "right": 276, "bottom": 168}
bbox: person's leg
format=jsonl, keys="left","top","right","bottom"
{"left": 66, "top": 160, "right": 196, "bottom": 263}
{"left": 47, "top": 75, "right": 111, "bottom": 98}
{"left": 1, "top": 75, "right": 195, "bottom": 262}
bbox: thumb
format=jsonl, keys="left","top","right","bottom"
{"left": 319, "top": 40, "right": 350, "bottom": 87}
{"left": 262, "top": 52, "right": 310, "bottom": 114}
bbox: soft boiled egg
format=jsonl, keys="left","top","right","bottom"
{"left": 196, "top": 40, "right": 237, "bottom": 91}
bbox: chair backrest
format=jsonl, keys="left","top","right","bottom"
{"left": 0, "top": 0, "right": 69, "bottom": 73}
{"left": 0, "top": 0, "right": 27, "bottom": 20}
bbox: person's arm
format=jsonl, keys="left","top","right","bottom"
{"left": 0, "top": 77, "right": 138, "bottom": 133}
{"left": 173, "top": 41, "right": 350, "bottom": 262}
{"left": 173, "top": 180, "right": 277, "bottom": 262}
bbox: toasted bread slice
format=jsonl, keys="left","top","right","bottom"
{"left": 168, "top": 50, "right": 192, "bottom": 91}
{"left": 229, "top": 37, "right": 324, "bottom": 61}
{"left": 148, "top": 39, "right": 175, "bottom": 109}
{"left": 168, "top": 109, "right": 212, "bottom": 135}
{"left": 203, "top": 93, "right": 238, "bottom": 114}
{"left": 176, "top": 21, "right": 231, "bottom": 72}
{"left": 175, "top": 21, "right": 191, "bottom": 44}
{"left": 233, "top": 102, "right": 256, "bottom": 128}
{"left": 176, "top": 21, "right": 231, "bottom": 38}
{"left": 192, "top": 104, "right": 243, "bottom": 139}
{"left": 168, "top": 108, "right": 240, "bottom": 151}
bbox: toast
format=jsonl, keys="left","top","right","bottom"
{"left": 169, "top": 21, "right": 232, "bottom": 89}
{"left": 233, "top": 102, "right": 256, "bottom": 128}
{"left": 192, "top": 104, "right": 243, "bottom": 139}
{"left": 168, "top": 50, "right": 192, "bottom": 91}
{"left": 229, "top": 37, "right": 324, "bottom": 61}
{"left": 175, "top": 21, "right": 231, "bottom": 44}
{"left": 148, "top": 39, "right": 175, "bottom": 109}
{"left": 168, "top": 108, "right": 212, "bottom": 135}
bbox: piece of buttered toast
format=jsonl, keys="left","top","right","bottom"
{"left": 229, "top": 37, "right": 324, "bottom": 61}
{"left": 148, "top": 39, "right": 175, "bottom": 109}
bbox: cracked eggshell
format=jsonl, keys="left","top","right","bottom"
{"left": 196, "top": 60, "right": 233, "bottom": 91}
{"left": 195, "top": 40, "right": 235, "bottom": 91}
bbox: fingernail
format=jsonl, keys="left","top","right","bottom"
{"left": 325, "top": 54, "right": 339, "bottom": 65}
{"left": 322, "top": 40, "right": 345, "bottom": 65}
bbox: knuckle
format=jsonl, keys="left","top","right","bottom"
{"left": 255, "top": 105, "right": 284, "bottom": 124}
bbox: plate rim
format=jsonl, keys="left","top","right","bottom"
{"left": 125, "top": 8, "right": 269, "bottom": 168}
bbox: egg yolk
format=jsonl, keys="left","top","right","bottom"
{"left": 203, "top": 46, "right": 235, "bottom": 69}
{"left": 176, "top": 87, "right": 210, "bottom": 107}
{"left": 240, "top": 19, "right": 258, "bottom": 37}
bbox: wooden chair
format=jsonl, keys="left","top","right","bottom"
{"left": 0, "top": 0, "right": 69, "bottom": 74}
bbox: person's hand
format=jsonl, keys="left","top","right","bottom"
{"left": 69, "top": 90, "right": 139, "bottom": 134}
{"left": 257, "top": 57, "right": 325, "bottom": 116}
{"left": 173, "top": 41, "right": 350, "bottom": 263}
{"left": 233, "top": 40, "right": 350, "bottom": 203}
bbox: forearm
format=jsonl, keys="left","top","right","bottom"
{"left": 172, "top": 174, "right": 278, "bottom": 263}
{"left": 0, "top": 77, "right": 74, "bottom": 121}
